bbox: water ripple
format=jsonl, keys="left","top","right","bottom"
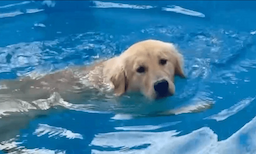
{"left": 91, "top": 1, "right": 205, "bottom": 18}
{"left": 115, "top": 122, "right": 180, "bottom": 131}
{"left": 90, "top": 127, "right": 216, "bottom": 154}
{"left": 162, "top": 5, "right": 205, "bottom": 17}
{"left": 206, "top": 97, "right": 255, "bottom": 122}
{"left": 0, "top": 2, "right": 256, "bottom": 153}
{"left": 34, "top": 124, "right": 83, "bottom": 139}
{"left": 0, "top": 1, "right": 31, "bottom": 9}
{"left": 92, "top": 1, "right": 154, "bottom": 9}
{"left": 91, "top": 114, "right": 256, "bottom": 154}
{"left": 0, "top": 9, "right": 44, "bottom": 19}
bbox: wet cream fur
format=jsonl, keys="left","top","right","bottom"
{"left": 0, "top": 39, "right": 185, "bottom": 101}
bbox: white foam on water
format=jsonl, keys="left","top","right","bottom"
{"left": 91, "top": 115, "right": 256, "bottom": 153}
{"left": 91, "top": 1, "right": 205, "bottom": 19}
{"left": 91, "top": 127, "right": 216, "bottom": 154}
{"left": 42, "top": 0, "right": 56, "bottom": 8}
{"left": 21, "top": 149, "right": 66, "bottom": 154}
{"left": 92, "top": 1, "right": 154, "bottom": 9}
{"left": 206, "top": 97, "right": 255, "bottom": 121}
{"left": 26, "top": 9, "right": 44, "bottom": 14}
{"left": 162, "top": 5, "right": 205, "bottom": 18}
{"left": 111, "top": 114, "right": 133, "bottom": 120}
{"left": 250, "top": 31, "right": 256, "bottom": 35}
{"left": 0, "top": 11, "right": 24, "bottom": 18}
{"left": 0, "top": 9, "right": 44, "bottom": 19}
{"left": 0, "top": 1, "right": 31, "bottom": 9}
{"left": 115, "top": 122, "right": 180, "bottom": 131}
{"left": 34, "top": 124, "right": 83, "bottom": 139}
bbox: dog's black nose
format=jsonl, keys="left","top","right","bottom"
{"left": 154, "top": 79, "right": 169, "bottom": 96}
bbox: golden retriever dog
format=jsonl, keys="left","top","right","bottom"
{"left": 0, "top": 39, "right": 185, "bottom": 102}
{"left": 0, "top": 39, "right": 186, "bottom": 149}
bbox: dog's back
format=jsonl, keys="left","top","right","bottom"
{"left": 0, "top": 59, "right": 108, "bottom": 102}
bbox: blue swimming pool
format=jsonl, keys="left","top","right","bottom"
{"left": 1, "top": 1, "right": 256, "bottom": 153}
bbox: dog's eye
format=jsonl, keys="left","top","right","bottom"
{"left": 136, "top": 66, "right": 146, "bottom": 73}
{"left": 160, "top": 59, "right": 167, "bottom": 65}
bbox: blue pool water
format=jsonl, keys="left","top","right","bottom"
{"left": 1, "top": 1, "right": 256, "bottom": 153}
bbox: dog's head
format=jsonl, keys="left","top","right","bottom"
{"left": 109, "top": 39, "right": 185, "bottom": 100}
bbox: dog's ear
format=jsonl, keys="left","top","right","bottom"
{"left": 167, "top": 43, "right": 186, "bottom": 78}
{"left": 110, "top": 66, "right": 129, "bottom": 96}
{"left": 175, "top": 54, "right": 186, "bottom": 78}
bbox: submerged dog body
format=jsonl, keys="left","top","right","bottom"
{"left": 0, "top": 39, "right": 185, "bottom": 101}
